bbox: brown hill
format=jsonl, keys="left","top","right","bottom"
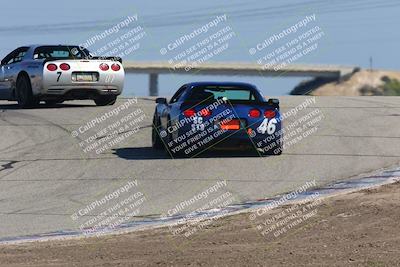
{"left": 291, "top": 70, "right": 400, "bottom": 96}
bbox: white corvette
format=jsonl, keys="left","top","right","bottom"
{"left": 0, "top": 45, "right": 124, "bottom": 107}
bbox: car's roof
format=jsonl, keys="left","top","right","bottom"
{"left": 185, "top": 81, "right": 257, "bottom": 89}
{"left": 26, "top": 44, "right": 83, "bottom": 49}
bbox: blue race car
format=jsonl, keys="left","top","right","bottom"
{"left": 152, "top": 82, "right": 282, "bottom": 157}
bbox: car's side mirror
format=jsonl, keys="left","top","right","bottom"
{"left": 0, "top": 57, "right": 6, "bottom": 66}
{"left": 0, "top": 65, "right": 4, "bottom": 82}
{"left": 268, "top": 98, "right": 280, "bottom": 109}
{"left": 268, "top": 98, "right": 279, "bottom": 105}
{"left": 156, "top": 97, "right": 167, "bottom": 104}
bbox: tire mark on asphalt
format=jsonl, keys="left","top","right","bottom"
{"left": 9, "top": 109, "right": 77, "bottom": 137}
{"left": 0, "top": 109, "right": 87, "bottom": 179}
{"left": 0, "top": 140, "right": 27, "bottom": 154}
{"left": 0, "top": 109, "right": 88, "bottom": 158}
{"left": 0, "top": 161, "right": 18, "bottom": 172}
{"left": 0, "top": 110, "right": 55, "bottom": 155}
{"left": 0, "top": 111, "right": 32, "bottom": 154}
{"left": 0, "top": 110, "right": 19, "bottom": 126}
{"left": 0, "top": 160, "right": 37, "bottom": 180}
{"left": 0, "top": 138, "right": 63, "bottom": 155}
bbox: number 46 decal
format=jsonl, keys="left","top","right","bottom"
{"left": 257, "top": 118, "right": 277, "bottom": 134}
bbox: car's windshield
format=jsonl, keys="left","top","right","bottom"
{"left": 188, "top": 86, "right": 260, "bottom": 102}
{"left": 33, "top": 46, "right": 91, "bottom": 60}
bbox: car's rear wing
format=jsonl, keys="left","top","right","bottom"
{"left": 90, "top": 56, "right": 123, "bottom": 63}
{"left": 43, "top": 56, "right": 122, "bottom": 64}
{"left": 181, "top": 98, "right": 280, "bottom": 109}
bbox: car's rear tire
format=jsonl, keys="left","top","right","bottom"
{"left": 152, "top": 115, "right": 164, "bottom": 150}
{"left": 16, "top": 74, "right": 39, "bottom": 108}
{"left": 94, "top": 95, "right": 117, "bottom": 106}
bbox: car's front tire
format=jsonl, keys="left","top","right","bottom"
{"left": 94, "top": 95, "right": 117, "bottom": 106}
{"left": 16, "top": 74, "right": 39, "bottom": 108}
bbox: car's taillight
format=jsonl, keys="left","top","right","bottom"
{"left": 99, "top": 63, "right": 109, "bottom": 71}
{"left": 264, "top": 110, "right": 276, "bottom": 118}
{"left": 199, "top": 108, "right": 211, "bottom": 117}
{"left": 111, "top": 64, "right": 121, "bottom": 71}
{"left": 220, "top": 119, "right": 240, "bottom": 130}
{"left": 47, "top": 64, "right": 57, "bottom": 71}
{"left": 184, "top": 109, "right": 196, "bottom": 117}
{"left": 59, "top": 63, "right": 70, "bottom": 71}
{"left": 248, "top": 109, "right": 261, "bottom": 118}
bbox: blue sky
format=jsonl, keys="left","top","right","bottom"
{"left": 0, "top": 0, "right": 399, "bottom": 96}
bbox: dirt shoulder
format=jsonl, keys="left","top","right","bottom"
{"left": 1, "top": 182, "right": 399, "bottom": 267}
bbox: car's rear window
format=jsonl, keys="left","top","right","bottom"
{"left": 33, "top": 46, "right": 91, "bottom": 60}
{"left": 188, "top": 86, "right": 258, "bottom": 102}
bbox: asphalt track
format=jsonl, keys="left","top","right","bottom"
{"left": 0, "top": 96, "right": 400, "bottom": 240}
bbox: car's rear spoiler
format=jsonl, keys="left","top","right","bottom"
{"left": 90, "top": 56, "right": 123, "bottom": 63}
{"left": 43, "top": 56, "right": 123, "bottom": 64}
{"left": 181, "top": 99, "right": 280, "bottom": 109}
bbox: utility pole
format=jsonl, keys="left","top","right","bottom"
{"left": 369, "top": 56, "right": 373, "bottom": 72}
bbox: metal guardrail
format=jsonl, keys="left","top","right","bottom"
{"left": 122, "top": 61, "right": 359, "bottom": 96}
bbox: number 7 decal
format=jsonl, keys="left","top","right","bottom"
{"left": 57, "top": 72, "right": 62, "bottom": 82}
